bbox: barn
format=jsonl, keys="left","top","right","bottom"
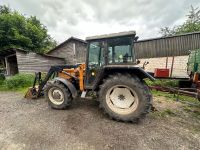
{"left": 0, "top": 48, "right": 65, "bottom": 76}
{"left": 47, "top": 37, "right": 87, "bottom": 64}
{"left": 0, "top": 37, "right": 87, "bottom": 76}
{"left": 135, "top": 31, "right": 200, "bottom": 77}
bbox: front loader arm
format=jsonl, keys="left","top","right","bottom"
{"left": 25, "top": 65, "right": 80, "bottom": 99}
{"left": 37, "top": 65, "right": 80, "bottom": 97}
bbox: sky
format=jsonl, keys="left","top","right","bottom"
{"left": 1, "top": 0, "right": 200, "bottom": 44}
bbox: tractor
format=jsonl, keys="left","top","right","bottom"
{"left": 26, "top": 31, "right": 155, "bottom": 122}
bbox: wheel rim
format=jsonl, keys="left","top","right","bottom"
{"left": 106, "top": 85, "right": 139, "bottom": 115}
{"left": 48, "top": 87, "right": 64, "bottom": 105}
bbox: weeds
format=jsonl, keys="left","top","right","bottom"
{"left": 152, "top": 109, "right": 176, "bottom": 118}
{"left": 0, "top": 73, "right": 34, "bottom": 90}
{"left": 183, "top": 105, "right": 200, "bottom": 119}
{"left": 152, "top": 89, "right": 200, "bottom": 105}
{"left": 145, "top": 79, "right": 179, "bottom": 87}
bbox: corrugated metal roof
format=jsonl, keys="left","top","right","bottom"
{"left": 86, "top": 31, "right": 136, "bottom": 41}
{"left": 134, "top": 31, "right": 200, "bottom": 58}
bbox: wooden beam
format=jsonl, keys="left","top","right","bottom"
{"left": 170, "top": 56, "right": 175, "bottom": 77}
{"left": 6, "top": 53, "right": 16, "bottom": 58}
{"left": 5, "top": 57, "right": 10, "bottom": 76}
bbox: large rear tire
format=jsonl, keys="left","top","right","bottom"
{"left": 44, "top": 81, "right": 72, "bottom": 109}
{"left": 99, "top": 74, "right": 152, "bottom": 122}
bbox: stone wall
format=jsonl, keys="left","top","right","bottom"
{"left": 137, "top": 55, "right": 189, "bottom": 78}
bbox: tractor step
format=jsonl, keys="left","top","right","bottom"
{"left": 81, "top": 91, "right": 87, "bottom": 98}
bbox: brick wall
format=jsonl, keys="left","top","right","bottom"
{"left": 136, "top": 55, "right": 189, "bottom": 78}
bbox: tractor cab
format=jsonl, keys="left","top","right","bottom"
{"left": 85, "top": 31, "right": 138, "bottom": 88}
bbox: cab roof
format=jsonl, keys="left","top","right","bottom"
{"left": 86, "top": 31, "right": 136, "bottom": 41}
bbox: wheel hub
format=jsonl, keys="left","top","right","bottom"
{"left": 48, "top": 88, "right": 64, "bottom": 105}
{"left": 52, "top": 90, "right": 62, "bottom": 100}
{"left": 118, "top": 94, "right": 125, "bottom": 101}
{"left": 109, "top": 87, "right": 135, "bottom": 109}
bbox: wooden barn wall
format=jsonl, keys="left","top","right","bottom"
{"left": 16, "top": 51, "right": 65, "bottom": 73}
{"left": 48, "top": 40, "right": 87, "bottom": 64}
{"left": 134, "top": 32, "right": 200, "bottom": 59}
{"left": 74, "top": 41, "right": 87, "bottom": 64}
{"left": 48, "top": 42, "right": 74, "bottom": 64}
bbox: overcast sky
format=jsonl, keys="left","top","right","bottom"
{"left": 1, "top": 0, "right": 200, "bottom": 43}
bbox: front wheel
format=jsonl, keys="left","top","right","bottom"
{"left": 44, "top": 81, "right": 73, "bottom": 109}
{"left": 99, "top": 74, "right": 152, "bottom": 122}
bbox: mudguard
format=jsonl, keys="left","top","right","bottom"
{"left": 91, "top": 66, "right": 155, "bottom": 90}
{"left": 53, "top": 77, "right": 78, "bottom": 98}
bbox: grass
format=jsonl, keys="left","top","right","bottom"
{"left": 183, "top": 105, "right": 200, "bottom": 119}
{"left": 152, "top": 90, "right": 200, "bottom": 105}
{"left": 0, "top": 73, "right": 34, "bottom": 91}
{"left": 148, "top": 79, "right": 200, "bottom": 119}
{"left": 152, "top": 108, "right": 176, "bottom": 118}
{"left": 151, "top": 89, "right": 200, "bottom": 120}
{"left": 145, "top": 79, "right": 179, "bottom": 87}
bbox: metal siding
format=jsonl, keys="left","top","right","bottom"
{"left": 135, "top": 32, "right": 200, "bottom": 58}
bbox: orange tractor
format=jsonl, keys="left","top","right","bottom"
{"left": 26, "top": 31, "right": 155, "bottom": 122}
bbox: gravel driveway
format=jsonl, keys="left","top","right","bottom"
{"left": 0, "top": 91, "right": 200, "bottom": 150}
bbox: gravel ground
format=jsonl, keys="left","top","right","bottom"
{"left": 0, "top": 91, "right": 200, "bottom": 150}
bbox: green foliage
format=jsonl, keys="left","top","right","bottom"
{"left": 160, "top": 6, "right": 200, "bottom": 36}
{"left": 0, "top": 5, "right": 57, "bottom": 53}
{"left": 0, "top": 73, "right": 5, "bottom": 81}
{"left": 0, "top": 74, "right": 5, "bottom": 86}
{"left": 0, "top": 74, "right": 34, "bottom": 90}
{"left": 146, "top": 79, "right": 179, "bottom": 87}
{"left": 152, "top": 89, "right": 200, "bottom": 105}
{"left": 0, "top": 5, "right": 10, "bottom": 14}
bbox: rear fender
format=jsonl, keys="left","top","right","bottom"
{"left": 92, "top": 67, "right": 155, "bottom": 90}
{"left": 53, "top": 77, "right": 78, "bottom": 98}
{"left": 129, "top": 67, "right": 155, "bottom": 81}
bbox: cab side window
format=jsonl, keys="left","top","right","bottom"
{"left": 108, "top": 37, "right": 133, "bottom": 64}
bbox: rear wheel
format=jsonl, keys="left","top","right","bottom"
{"left": 45, "top": 81, "right": 72, "bottom": 109}
{"left": 99, "top": 74, "right": 152, "bottom": 122}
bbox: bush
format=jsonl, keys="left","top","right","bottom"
{"left": 4, "top": 74, "right": 34, "bottom": 89}
{"left": 0, "top": 73, "right": 5, "bottom": 81}
{"left": 0, "top": 74, "right": 5, "bottom": 85}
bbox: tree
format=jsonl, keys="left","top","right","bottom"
{"left": 0, "top": 5, "right": 56, "bottom": 53}
{"left": 160, "top": 6, "right": 200, "bottom": 37}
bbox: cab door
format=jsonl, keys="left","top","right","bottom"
{"left": 84, "top": 41, "right": 105, "bottom": 88}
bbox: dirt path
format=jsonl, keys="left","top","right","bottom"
{"left": 0, "top": 91, "right": 200, "bottom": 150}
